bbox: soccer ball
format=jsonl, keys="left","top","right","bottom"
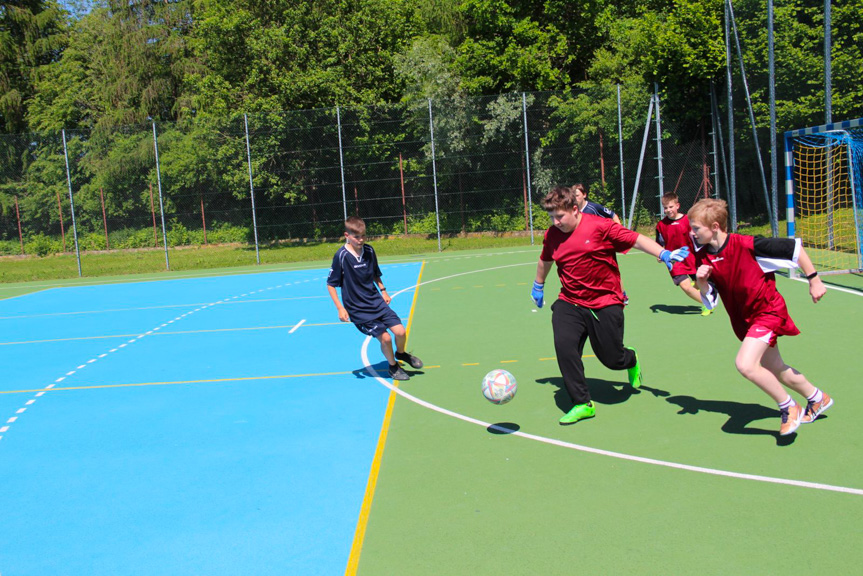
{"left": 481, "top": 369, "right": 517, "bottom": 405}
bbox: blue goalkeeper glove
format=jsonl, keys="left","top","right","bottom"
{"left": 531, "top": 281, "right": 545, "bottom": 308}
{"left": 659, "top": 247, "right": 690, "bottom": 271}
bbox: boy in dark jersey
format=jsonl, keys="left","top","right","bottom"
{"left": 689, "top": 198, "right": 831, "bottom": 436}
{"left": 531, "top": 185, "right": 689, "bottom": 425}
{"left": 327, "top": 216, "right": 423, "bottom": 381}
{"left": 655, "top": 192, "right": 710, "bottom": 315}
{"left": 572, "top": 183, "right": 621, "bottom": 224}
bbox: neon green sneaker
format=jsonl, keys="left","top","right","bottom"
{"left": 559, "top": 402, "right": 596, "bottom": 425}
{"left": 700, "top": 306, "right": 713, "bottom": 316}
{"left": 625, "top": 346, "right": 642, "bottom": 388}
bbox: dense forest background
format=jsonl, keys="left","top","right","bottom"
{"left": 0, "top": 0, "right": 861, "bottom": 251}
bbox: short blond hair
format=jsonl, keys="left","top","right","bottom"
{"left": 688, "top": 198, "right": 728, "bottom": 232}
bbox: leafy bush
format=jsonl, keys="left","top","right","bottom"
{"left": 167, "top": 222, "right": 193, "bottom": 246}
{"left": 0, "top": 240, "right": 22, "bottom": 256}
{"left": 24, "top": 233, "right": 63, "bottom": 256}
{"left": 207, "top": 224, "right": 249, "bottom": 244}
{"left": 532, "top": 205, "right": 551, "bottom": 230}
{"left": 406, "top": 212, "right": 441, "bottom": 234}
{"left": 116, "top": 228, "right": 159, "bottom": 249}
{"left": 79, "top": 232, "right": 107, "bottom": 251}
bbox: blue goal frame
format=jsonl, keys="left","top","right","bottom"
{"left": 784, "top": 117, "right": 863, "bottom": 274}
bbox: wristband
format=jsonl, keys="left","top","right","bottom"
{"left": 805, "top": 271, "right": 818, "bottom": 280}
{"left": 379, "top": 287, "right": 387, "bottom": 291}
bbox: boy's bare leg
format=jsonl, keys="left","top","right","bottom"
{"left": 390, "top": 324, "right": 407, "bottom": 354}
{"left": 759, "top": 345, "right": 817, "bottom": 398}
{"left": 377, "top": 332, "right": 396, "bottom": 365}
{"left": 680, "top": 280, "right": 702, "bottom": 304}
{"left": 735, "top": 338, "right": 793, "bottom": 403}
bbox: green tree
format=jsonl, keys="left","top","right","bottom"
{"left": 454, "top": 0, "right": 574, "bottom": 94}
{"left": 0, "top": 0, "right": 66, "bottom": 133}
{"left": 187, "top": 0, "right": 424, "bottom": 115}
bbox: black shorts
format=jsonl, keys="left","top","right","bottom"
{"left": 672, "top": 274, "right": 696, "bottom": 286}
{"left": 354, "top": 307, "right": 403, "bottom": 338}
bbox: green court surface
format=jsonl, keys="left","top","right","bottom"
{"left": 2, "top": 245, "right": 861, "bottom": 575}
{"left": 354, "top": 247, "right": 863, "bottom": 575}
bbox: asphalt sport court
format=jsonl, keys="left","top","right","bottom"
{"left": 1, "top": 246, "right": 861, "bottom": 575}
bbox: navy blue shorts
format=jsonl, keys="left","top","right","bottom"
{"left": 354, "top": 307, "right": 403, "bottom": 338}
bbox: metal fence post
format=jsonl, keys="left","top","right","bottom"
{"left": 654, "top": 84, "right": 664, "bottom": 214}
{"left": 616, "top": 84, "right": 626, "bottom": 225}
{"left": 244, "top": 114, "right": 260, "bottom": 264}
{"left": 152, "top": 122, "right": 170, "bottom": 270}
{"left": 768, "top": 0, "right": 778, "bottom": 236}
{"left": 62, "top": 129, "right": 82, "bottom": 276}
{"left": 428, "top": 99, "right": 441, "bottom": 252}
{"left": 337, "top": 106, "right": 347, "bottom": 222}
{"left": 725, "top": 0, "right": 738, "bottom": 231}
{"left": 522, "top": 93, "right": 535, "bottom": 244}
{"left": 628, "top": 96, "right": 655, "bottom": 229}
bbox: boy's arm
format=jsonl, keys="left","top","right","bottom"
{"left": 531, "top": 260, "right": 553, "bottom": 308}
{"left": 373, "top": 275, "right": 391, "bottom": 305}
{"left": 327, "top": 285, "right": 350, "bottom": 322}
{"left": 633, "top": 234, "right": 690, "bottom": 271}
{"left": 795, "top": 247, "right": 826, "bottom": 303}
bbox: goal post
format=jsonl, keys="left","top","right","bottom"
{"left": 784, "top": 117, "right": 863, "bottom": 275}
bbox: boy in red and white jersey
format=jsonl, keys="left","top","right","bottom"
{"left": 655, "top": 192, "right": 710, "bottom": 315}
{"left": 531, "top": 185, "right": 689, "bottom": 425}
{"left": 689, "top": 198, "right": 832, "bottom": 436}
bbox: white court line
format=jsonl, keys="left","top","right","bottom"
{"left": 790, "top": 276, "right": 863, "bottom": 296}
{"left": 357, "top": 261, "right": 863, "bottom": 496}
{"left": 289, "top": 319, "right": 306, "bottom": 334}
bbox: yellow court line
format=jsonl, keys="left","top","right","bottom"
{"left": 0, "top": 322, "right": 344, "bottom": 346}
{"left": 0, "top": 371, "right": 356, "bottom": 395}
{"left": 345, "top": 260, "right": 425, "bottom": 575}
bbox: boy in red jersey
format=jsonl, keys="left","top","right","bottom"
{"left": 531, "top": 185, "right": 689, "bottom": 425}
{"left": 689, "top": 198, "right": 831, "bottom": 436}
{"left": 655, "top": 192, "right": 711, "bottom": 315}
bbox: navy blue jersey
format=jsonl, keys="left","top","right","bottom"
{"left": 581, "top": 200, "right": 616, "bottom": 219}
{"left": 327, "top": 244, "right": 389, "bottom": 323}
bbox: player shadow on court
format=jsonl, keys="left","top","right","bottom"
{"left": 665, "top": 395, "right": 797, "bottom": 446}
{"left": 536, "top": 376, "right": 646, "bottom": 416}
{"left": 649, "top": 304, "right": 703, "bottom": 315}
{"left": 351, "top": 361, "right": 424, "bottom": 380}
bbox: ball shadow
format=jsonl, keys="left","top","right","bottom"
{"left": 487, "top": 423, "right": 521, "bottom": 435}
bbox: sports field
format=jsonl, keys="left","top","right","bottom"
{"left": 1, "top": 246, "right": 861, "bottom": 575}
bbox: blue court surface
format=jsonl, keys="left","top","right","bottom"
{"left": 0, "top": 263, "right": 422, "bottom": 575}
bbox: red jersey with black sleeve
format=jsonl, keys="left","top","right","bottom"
{"left": 540, "top": 214, "right": 639, "bottom": 308}
{"left": 694, "top": 234, "right": 799, "bottom": 342}
{"left": 655, "top": 215, "right": 696, "bottom": 275}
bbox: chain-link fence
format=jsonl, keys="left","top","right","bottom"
{"left": 0, "top": 86, "right": 770, "bottom": 274}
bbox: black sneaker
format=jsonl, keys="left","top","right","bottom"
{"left": 395, "top": 351, "right": 424, "bottom": 369}
{"left": 389, "top": 363, "right": 410, "bottom": 381}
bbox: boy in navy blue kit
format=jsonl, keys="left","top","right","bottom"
{"left": 327, "top": 216, "right": 423, "bottom": 381}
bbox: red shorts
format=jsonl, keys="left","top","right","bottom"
{"left": 745, "top": 324, "right": 778, "bottom": 347}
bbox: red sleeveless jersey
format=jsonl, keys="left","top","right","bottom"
{"left": 694, "top": 233, "right": 799, "bottom": 341}
{"left": 655, "top": 215, "right": 696, "bottom": 275}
